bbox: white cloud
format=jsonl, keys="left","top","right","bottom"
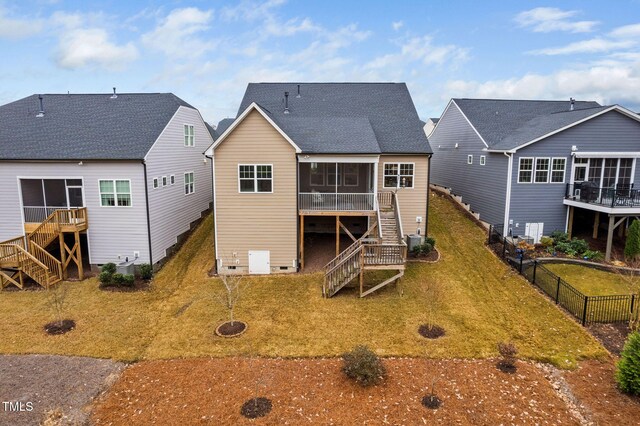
{"left": 0, "top": 8, "right": 44, "bottom": 39}
{"left": 530, "top": 38, "right": 635, "bottom": 55}
{"left": 264, "top": 17, "right": 321, "bottom": 36}
{"left": 515, "top": 7, "right": 598, "bottom": 33}
{"left": 610, "top": 23, "right": 640, "bottom": 39}
{"left": 392, "top": 21, "right": 403, "bottom": 31}
{"left": 55, "top": 28, "right": 138, "bottom": 70}
{"left": 365, "top": 35, "right": 468, "bottom": 70}
{"left": 220, "top": 0, "right": 286, "bottom": 22}
{"left": 142, "top": 7, "right": 215, "bottom": 57}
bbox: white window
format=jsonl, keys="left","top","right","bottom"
{"left": 162, "top": 176, "right": 167, "bottom": 187}
{"left": 153, "top": 178, "right": 159, "bottom": 189}
{"left": 383, "top": 163, "right": 414, "bottom": 188}
{"left": 343, "top": 164, "right": 359, "bottom": 186}
{"left": 467, "top": 155, "right": 473, "bottom": 165}
{"left": 480, "top": 155, "right": 486, "bottom": 166}
{"left": 239, "top": 164, "right": 273, "bottom": 193}
{"left": 327, "top": 165, "right": 341, "bottom": 186}
{"left": 518, "top": 157, "right": 533, "bottom": 183}
{"left": 551, "top": 158, "right": 566, "bottom": 183}
{"left": 184, "top": 125, "right": 195, "bottom": 147}
{"left": 184, "top": 172, "right": 194, "bottom": 195}
{"left": 170, "top": 175, "right": 175, "bottom": 185}
{"left": 534, "top": 158, "right": 550, "bottom": 183}
{"left": 99, "top": 179, "right": 131, "bottom": 207}
{"left": 309, "top": 163, "right": 325, "bottom": 186}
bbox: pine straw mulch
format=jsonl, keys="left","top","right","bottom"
{"left": 92, "top": 357, "right": 583, "bottom": 425}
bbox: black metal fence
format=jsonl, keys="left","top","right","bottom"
{"left": 488, "top": 224, "right": 638, "bottom": 325}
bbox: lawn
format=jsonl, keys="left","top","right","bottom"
{"left": 544, "top": 263, "right": 640, "bottom": 296}
{"left": 0, "top": 192, "right": 607, "bottom": 367}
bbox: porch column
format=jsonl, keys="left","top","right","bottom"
{"left": 567, "top": 206, "right": 574, "bottom": 239}
{"left": 336, "top": 215, "right": 340, "bottom": 256}
{"left": 299, "top": 215, "right": 304, "bottom": 270}
{"left": 606, "top": 215, "right": 615, "bottom": 262}
{"left": 593, "top": 212, "right": 600, "bottom": 239}
{"left": 373, "top": 162, "right": 379, "bottom": 209}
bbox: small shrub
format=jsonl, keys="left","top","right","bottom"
{"left": 139, "top": 263, "right": 153, "bottom": 280}
{"left": 550, "top": 231, "right": 569, "bottom": 244}
{"left": 625, "top": 220, "right": 640, "bottom": 261}
{"left": 112, "top": 273, "right": 125, "bottom": 286}
{"left": 101, "top": 263, "right": 116, "bottom": 275}
{"left": 569, "top": 238, "right": 589, "bottom": 255}
{"left": 342, "top": 345, "right": 387, "bottom": 387}
{"left": 583, "top": 249, "right": 603, "bottom": 261}
{"left": 497, "top": 341, "right": 518, "bottom": 370}
{"left": 99, "top": 271, "right": 112, "bottom": 285}
{"left": 424, "top": 236, "right": 436, "bottom": 248}
{"left": 555, "top": 240, "right": 577, "bottom": 256}
{"left": 616, "top": 331, "right": 640, "bottom": 395}
{"left": 540, "top": 236, "right": 554, "bottom": 248}
{"left": 123, "top": 274, "right": 135, "bottom": 287}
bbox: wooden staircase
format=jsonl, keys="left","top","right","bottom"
{"left": 323, "top": 192, "right": 407, "bottom": 298}
{"left": 0, "top": 208, "right": 87, "bottom": 290}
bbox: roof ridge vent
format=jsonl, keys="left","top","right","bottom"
{"left": 110, "top": 87, "right": 118, "bottom": 99}
{"left": 570, "top": 97, "right": 575, "bottom": 111}
{"left": 36, "top": 95, "right": 44, "bottom": 118}
{"left": 284, "top": 91, "right": 290, "bottom": 114}
{"left": 296, "top": 84, "right": 301, "bottom": 98}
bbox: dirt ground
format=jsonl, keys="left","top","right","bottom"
{"left": 0, "top": 355, "right": 124, "bottom": 426}
{"left": 92, "top": 357, "right": 591, "bottom": 425}
{"left": 587, "top": 322, "right": 631, "bottom": 355}
{"left": 302, "top": 233, "right": 355, "bottom": 273}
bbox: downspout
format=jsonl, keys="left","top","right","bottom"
{"left": 296, "top": 156, "right": 300, "bottom": 271}
{"left": 425, "top": 154, "right": 432, "bottom": 237}
{"left": 142, "top": 161, "right": 154, "bottom": 266}
{"left": 207, "top": 154, "right": 216, "bottom": 273}
{"left": 503, "top": 152, "right": 514, "bottom": 236}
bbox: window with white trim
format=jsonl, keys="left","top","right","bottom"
{"left": 184, "top": 125, "right": 194, "bottom": 147}
{"left": 153, "top": 178, "right": 159, "bottom": 189}
{"left": 327, "top": 165, "right": 341, "bottom": 186}
{"left": 383, "top": 163, "right": 414, "bottom": 188}
{"left": 534, "top": 158, "right": 550, "bottom": 183}
{"left": 309, "top": 163, "right": 325, "bottom": 186}
{"left": 467, "top": 155, "right": 473, "bottom": 165}
{"left": 184, "top": 172, "right": 194, "bottom": 195}
{"left": 343, "top": 164, "right": 359, "bottom": 186}
{"left": 162, "top": 176, "right": 167, "bottom": 187}
{"left": 170, "top": 175, "right": 175, "bottom": 185}
{"left": 518, "top": 157, "right": 533, "bottom": 183}
{"left": 99, "top": 179, "right": 131, "bottom": 206}
{"left": 239, "top": 164, "right": 272, "bottom": 193}
{"left": 480, "top": 155, "right": 486, "bottom": 166}
{"left": 550, "top": 158, "right": 566, "bottom": 183}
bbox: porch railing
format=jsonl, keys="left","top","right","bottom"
{"left": 23, "top": 206, "right": 60, "bottom": 223}
{"left": 299, "top": 193, "right": 375, "bottom": 211}
{"left": 565, "top": 183, "right": 640, "bottom": 208}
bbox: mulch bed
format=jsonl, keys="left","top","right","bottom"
{"left": 496, "top": 361, "right": 517, "bottom": 374}
{"left": 562, "top": 360, "right": 640, "bottom": 426}
{"left": 44, "top": 319, "right": 75, "bottom": 335}
{"left": 408, "top": 248, "right": 440, "bottom": 262}
{"left": 587, "top": 322, "right": 631, "bottom": 355}
{"left": 216, "top": 321, "right": 247, "bottom": 337}
{"left": 418, "top": 324, "right": 445, "bottom": 339}
{"left": 99, "top": 278, "right": 150, "bottom": 292}
{"left": 240, "top": 397, "right": 272, "bottom": 419}
{"left": 421, "top": 394, "right": 442, "bottom": 409}
{"left": 91, "top": 358, "right": 581, "bottom": 425}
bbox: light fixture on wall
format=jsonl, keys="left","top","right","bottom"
{"left": 454, "top": 143, "right": 459, "bottom": 149}
{"left": 571, "top": 145, "right": 578, "bottom": 151}
{"left": 78, "top": 161, "right": 83, "bottom": 166}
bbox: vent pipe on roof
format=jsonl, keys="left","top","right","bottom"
{"left": 570, "top": 97, "right": 575, "bottom": 111}
{"left": 36, "top": 95, "right": 44, "bottom": 118}
{"left": 296, "top": 84, "right": 301, "bottom": 98}
{"left": 110, "top": 87, "right": 118, "bottom": 99}
{"left": 284, "top": 91, "right": 290, "bottom": 114}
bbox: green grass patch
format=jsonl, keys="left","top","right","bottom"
{"left": 544, "top": 263, "right": 639, "bottom": 296}
{"left": 0, "top": 194, "right": 607, "bottom": 368}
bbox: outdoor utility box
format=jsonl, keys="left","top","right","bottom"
{"left": 116, "top": 260, "right": 135, "bottom": 275}
{"left": 407, "top": 234, "right": 422, "bottom": 251}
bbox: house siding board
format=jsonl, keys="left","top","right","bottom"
{"left": 377, "top": 155, "right": 429, "bottom": 236}
{"left": 429, "top": 102, "right": 508, "bottom": 225}
{"left": 0, "top": 161, "right": 149, "bottom": 264}
{"left": 145, "top": 106, "right": 213, "bottom": 263}
{"left": 214, "top": 110, "right": 297, "bottom": 272}
{"left": 509, "top": 110, "right": 640, "bottom": 235}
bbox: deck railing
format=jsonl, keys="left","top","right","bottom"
{"left": 299, "top": 193, "right": 375, "bottom": 211}
{"left": 23, "top": 206, "right": 60, "bottom": 223}
{"left": 565, "top": 183, "right": 640, "bottom": 208}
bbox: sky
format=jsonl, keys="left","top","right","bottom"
{"left": 1, "top": 0, "right": 640, "bottom": 125}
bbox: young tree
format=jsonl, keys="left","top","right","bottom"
{"left": 215, "top": 273, "right": 243, "bottom": 325}
{"left": 46, "top": 284, "right": 69, "bottom": 327}
{"left": 625, "top": 219, "right": 640, "bottom": 261}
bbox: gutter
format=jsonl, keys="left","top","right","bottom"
{"left": 142, "top": 161, "right": 154, "bottom": 266}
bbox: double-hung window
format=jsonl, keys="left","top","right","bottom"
{"left": 309, "top": 163, "right": 325, "bottom": 186}
{"left": 550, "top": 158, "right": 566, "bottom": 183}
{"left": 534, "top": 158, "right": 550, "bottom": 183}
{"left": 383, "top": 163, "right": 414, "bottom": 188}
{"left": 239, "top": 164, "right": 273, "bottom": 193}
{"left": 184, "top": 172, "right": 194, "bottom": 195}
{"left": 99, "top": 179, "right": 131, "bottom": 206}
{"left": 343, "top": 164, "right": 359, "bottom": 186}
{"left": 184, "top": 125, "right": 195, "bottom": 147}
{"left": 518, "top": 158, "right": 533, "bottom": 183}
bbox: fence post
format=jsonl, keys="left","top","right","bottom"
{"left": 582, "top": 296, "right": 589, "bottom": 326}
{"left": 631, "top": 294, "right": 636, "bottom": 315}
{"left": 555, "top": 276, "right": 561, "bottom": 304}
{"left": 532, "top": 261, "right": 537, "bottom": 284}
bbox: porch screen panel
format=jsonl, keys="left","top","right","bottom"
{"left": 588, "top": 159, "right": 603, "bottom": 185}
{"left": 20, "top": 179, "right": 45, "bottom": 206}
{"left": 603, "top": 159, "right": 617, "bottom": 188}
{"left": 618, "top": 158, "right": 633, "bottom": 187}
{"left": 43, "top": 179, "right": 67, "bottom": 206}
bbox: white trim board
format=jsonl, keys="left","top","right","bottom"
{"left": 297, "top": 154, "right": 380, "bottom": 163}
{"left": 573, "top": 152, "right": 640, "bottom": 159}
{"left": 563, "top": 199, "right": 640, "bottom": 215}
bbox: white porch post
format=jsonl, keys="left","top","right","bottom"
{"left": 373, "top": 161, "right": 379, "bottom": 209}
{"left": 335, "top": 163, "right": 338, "bottom": 210}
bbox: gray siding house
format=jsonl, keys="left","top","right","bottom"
{"left": 430, "top": 98, "right": 640, "bottom": 260}
{"left": 0, "top": 92, "right": 213, "bottom": 272}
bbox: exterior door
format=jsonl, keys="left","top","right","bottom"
{"left": 248, "top": 250, "right": 270, "bottom": 274}
{"left": 525, "top": 223, "right": 544, "bottom": 244}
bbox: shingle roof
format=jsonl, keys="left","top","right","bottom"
{"left": 215, "top": 118, "right": 235, "bottom": 139}
{"left": 235, "top": 83, "right": 431, "bottom": 154}
{"left": 453, "top": 98, "right": 603, "bottom": 150}
{"left": 0, "top": 93, "right": 194, "bottom": 160}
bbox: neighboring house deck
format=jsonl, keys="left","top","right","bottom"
{"left": 206, "top": 83, "right": 431, "bottom": 297}
{"left": 0, "top": 92, "right": 213, "bottom": 289}
{"left": 430, "top": 98, "right": 640, "bottom": 261}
